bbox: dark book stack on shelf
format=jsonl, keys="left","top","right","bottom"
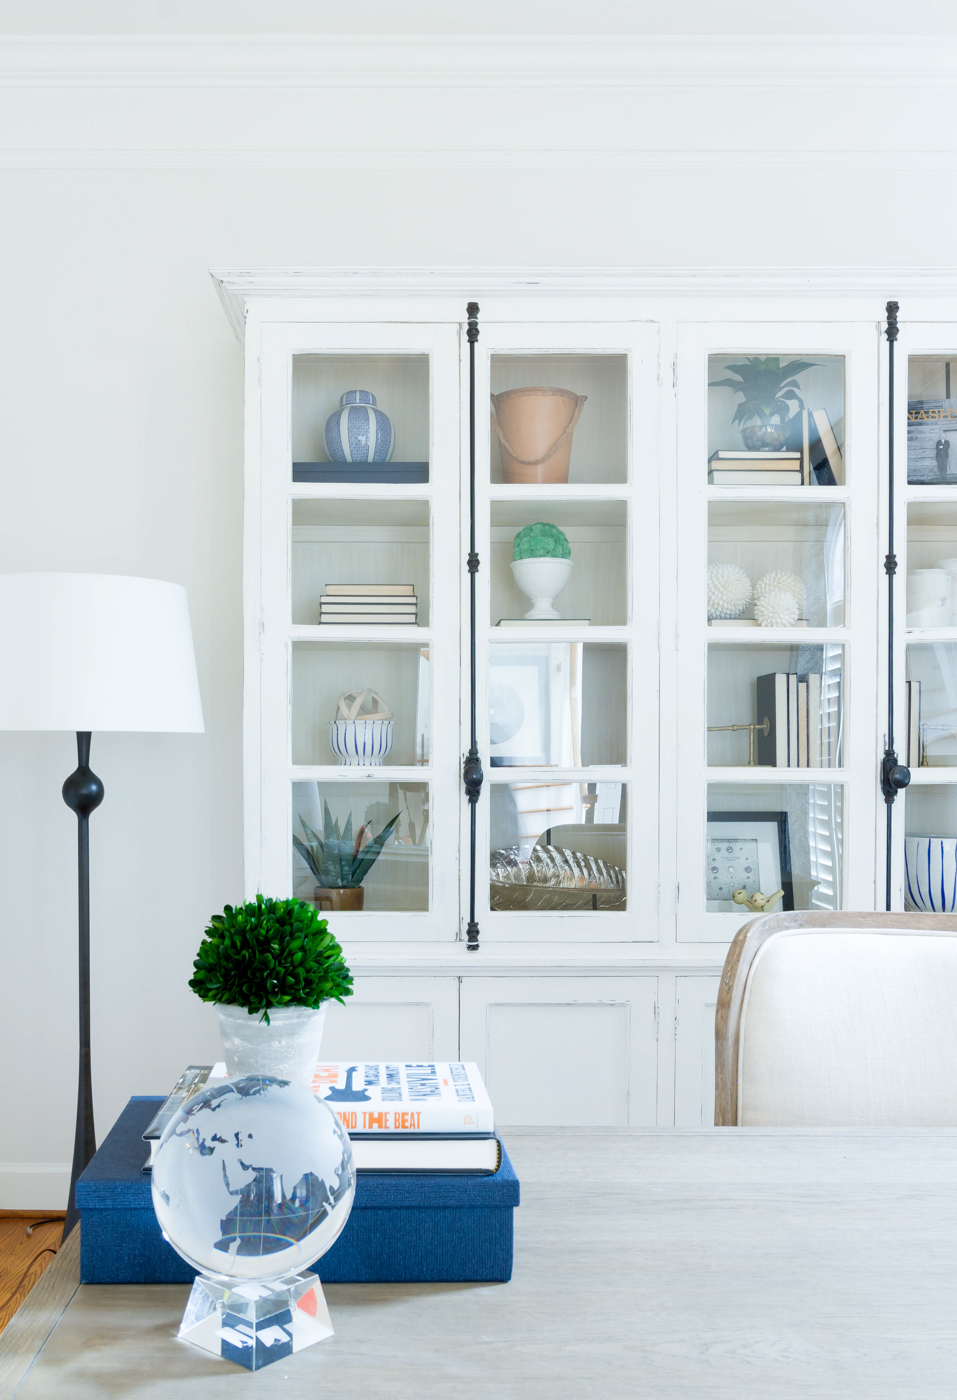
{"left": 755, "top": 669, "right": 841, "bottom": 768}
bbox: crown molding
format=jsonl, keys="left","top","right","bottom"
{"left": 0, "top": 34, "right": 954, "bottom": 89}
{"left": 211, "top": 265, "right": 957, "bottom": 338}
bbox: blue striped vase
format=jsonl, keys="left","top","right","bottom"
{"left": 324, "top": 390, "right": 395, "bottom": 464}
{"left": 329, "top": 718, "right": 395, "bottom": 766}
{"left": 904, "top": 836, "right": 957, "bottom": 912}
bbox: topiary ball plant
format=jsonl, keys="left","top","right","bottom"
{"left": 512, "top": 521, "right": 571, "bottom": 560}
{"left": 189, "top": 895, "right": 353, "bottom": 1022}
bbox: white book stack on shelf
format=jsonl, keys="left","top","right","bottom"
{"left": 319, "top": 583, "right": 417, "bottom": 626}
{"left": 708, "top": 451, "right": 803, "bottom": 486}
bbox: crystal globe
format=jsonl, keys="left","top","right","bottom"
{"left": 152, "top": 1076, "right": 355, "bottom": 1280}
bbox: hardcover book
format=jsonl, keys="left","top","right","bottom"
{"left": 708, "top": 469, "right": 803, "bottom": 485}
{"left": 325, "top": 583, "right": 415, "bottom": 596}
{"left": 907, "top": 401, "right": 957, "bottom": 484}
{"left": 207, "top": 1060, "right": 495, "bottom": 1135}
{"left": 756, "top": 672, "right": 789, "bottom": 767}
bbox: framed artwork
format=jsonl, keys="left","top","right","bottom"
{"left": 705, "top": 811, "right": 793, "bottom": 914}
{"left": 488, "top": 651, "right": 551, "bottom": 766}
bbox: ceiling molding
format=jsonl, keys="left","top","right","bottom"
{"left": 0, "top": 34, "right": 954, "bottom": 89}
{"left": 0, "top": 147, "right": 948, "bottom": 172}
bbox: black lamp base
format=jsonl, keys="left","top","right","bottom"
{"left": 62, "top": 731, "right": 104, "bottom": 1239}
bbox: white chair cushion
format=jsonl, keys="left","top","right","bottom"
{"left": 738, "top": 930, "right": 957, "bottom": 1126}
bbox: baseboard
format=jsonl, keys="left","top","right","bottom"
{"left": 0, "top": 1169, "right": 69, "bottom": 1212}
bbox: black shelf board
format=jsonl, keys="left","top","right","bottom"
{"left": 293, "top": 462, "right": 429, "bottom": 484}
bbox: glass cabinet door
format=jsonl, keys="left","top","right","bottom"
{"left": 475, "top": 322, "right": 659, "bottom": 942}
{"left": 256, "top": 320, "right": 461, "bottom": 939}
{"left": 677, "top": 323, "right": 880, "bottom": 941}
{"left": 900, "top": 343, "right": 957, "bottom": 910}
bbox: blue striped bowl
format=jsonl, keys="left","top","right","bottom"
{"left": 324, "top": 390, "right": 395, "bottom": 464}
{"left": 904, "top": 836, "right": 957, "bottom": 912}
{"left": 329, "top": 718, "right": 395, "bottom": 766}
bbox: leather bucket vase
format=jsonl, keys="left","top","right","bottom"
{"left": 491, "top": 387, "right": 587, "bottom": 484}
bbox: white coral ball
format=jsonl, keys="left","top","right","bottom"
{"left": 707, "top": 563, "right": 752, "bottom": 620}
{"left": 754, "top": 587, "right": 800, "bottom": 628}
{"left": 754, "top": 570, "right": 805, "bottom": 613}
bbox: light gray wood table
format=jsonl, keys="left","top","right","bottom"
{"left": 3, "top": 1128, "right": 957, "bottom": 1399}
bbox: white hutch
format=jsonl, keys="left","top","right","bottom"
{"left": 213, "top": 270, "right": 957, "bottom": 1127}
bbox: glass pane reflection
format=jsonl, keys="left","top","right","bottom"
{"left": 292, "top": 781, "right": 429, "bottom": 912}
{"left": 489, "top": 642, "right": 626, "bottom": 768}
{"left": 707, "top": 782, "right": 843, "bottom": 912}
{"left": 489, "top": 781, "right": 627, "bottom": 912}
{"left": 907, "top": 644, "right": 957, "bottom": 767}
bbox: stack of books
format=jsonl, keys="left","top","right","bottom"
{"left": 708, "top": 451, "right": 803, "bottom": 486}
{"left": 319, "top": 584, "right": 417, "bottom": 626}
{"left": 709, "top": 409, "right": 844, "bottom": 487}
{"left": 755, "top": 670, "right": 841, "bottom": 767}
{"left": 143, "top": 1061, "right": 498, "bottom": 1174}
{"left": 310, "top": 1062, "right": 498, "bottom": 1173}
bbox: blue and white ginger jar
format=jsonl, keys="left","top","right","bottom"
{"left": 325, "top": 390, "right": 395, "bottom": 464}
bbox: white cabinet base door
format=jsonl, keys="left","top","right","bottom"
{"left": 460, "top": 977, "right": 658, "bottom": 1126}
{"left": 674, "top": 975, "right": 722, "bottom": 1126}
{"left": 320, "top": 976, "right": 459, "bottom": 1062}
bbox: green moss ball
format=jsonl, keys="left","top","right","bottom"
{"left": 513, "top": 522, "right": 571, "bottom": 560}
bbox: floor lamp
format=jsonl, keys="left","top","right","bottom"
{"left": 0, "top": 574, "right": 204, "bottom": 1236}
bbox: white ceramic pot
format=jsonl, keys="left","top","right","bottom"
{"left": 510, "top": 556, "right": 574, "bottom": 621}
{"left": 216, "top": 1003, "right": 326, "bottom": 1085}
{"left": 328, "top": 717, "right": 395, "bottom": 765}
{"left": 904, "top": 836, "right": 957, "bottom": 912}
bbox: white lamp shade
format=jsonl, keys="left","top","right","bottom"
{"left": 0, "top": 573, "right": 204, "bottom": 732}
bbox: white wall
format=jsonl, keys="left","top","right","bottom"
{"left": 2, "top": 3, "right": 957, "bottom": 1204}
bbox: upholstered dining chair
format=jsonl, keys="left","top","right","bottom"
{"left": 715, "top": 910, "right": 957, "bottom": 1126}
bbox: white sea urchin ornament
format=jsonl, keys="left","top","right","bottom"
{"left": 754, "top": 570, "right": 805, "bottom": 613}
{"left": 707, "top": 563, "right": 752, "bottom": 621}
{"left": 753, "top": 587, "right": 801, "bottom": 628}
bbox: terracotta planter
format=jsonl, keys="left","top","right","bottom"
{"left": 314, "top": 885, "right": 365, "bottom": 912}
{"left": 491, "top": 387, "right": 586, "bottom": 484}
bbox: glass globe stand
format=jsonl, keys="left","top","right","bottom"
{"left": 178, "top": 1270, "right": 333, "bottom": 1370}
{"left": 151, "top": 1076, "right": 355, "bottom": 1373}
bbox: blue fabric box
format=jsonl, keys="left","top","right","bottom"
{"left": 76, "top": 1097, "right": 519, "bottom": 1285}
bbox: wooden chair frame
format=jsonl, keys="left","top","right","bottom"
{"left": 714, "top": 909, "right": 957, "bottom": 1126}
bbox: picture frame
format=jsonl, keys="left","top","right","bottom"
{"left": 488, "top": 650, "right": 551, "bottom": 766}
{"left": 705, "top": 810, "right": 794, "bottom": 914}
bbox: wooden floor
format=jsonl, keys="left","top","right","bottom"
{"left": 0, "top": 1216, "right": 64, "bottom": 1336}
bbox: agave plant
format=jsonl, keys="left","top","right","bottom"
{"left": 709, "top": 356, "right": 819, "bottom": 428}
{"left": 293, "top": 801, "right": 400, "bottom": 890}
